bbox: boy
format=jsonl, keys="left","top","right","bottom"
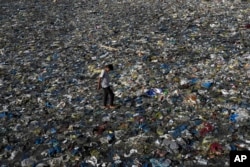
{"left": 98, "top": 64, "right": 116, "bottom": 109}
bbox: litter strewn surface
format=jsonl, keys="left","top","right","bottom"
{"left": 0, "top": 0, "right": 249, "bottom": 166}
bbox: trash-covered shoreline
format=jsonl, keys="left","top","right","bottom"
{"left": 0, "top": 0, "right": 250, "bottom": 166}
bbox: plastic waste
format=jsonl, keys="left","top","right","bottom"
{"left": 0, "top": 0, "right": 249, "bottom": 166}
{"left": 21, "top": 157, "right": 37, "bottom": 167}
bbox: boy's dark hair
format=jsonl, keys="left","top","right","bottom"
{"left": 105, "top": 64, "right": 114, "bottom": 71}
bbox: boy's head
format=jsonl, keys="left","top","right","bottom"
{"left": 105, "top": 64, "right": 114, "bottom": 72}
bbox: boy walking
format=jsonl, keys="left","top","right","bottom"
{"left": 98, "top": 64, "right": 116, "bottom": 109}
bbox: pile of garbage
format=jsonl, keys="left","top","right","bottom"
{"left": 0, "top": 0, "right": 249, "bottom": 166}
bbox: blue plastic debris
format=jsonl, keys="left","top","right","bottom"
{"left": 5, "top": 145, "right": 14, "bottom": 151}
{"left": 38, "top": 75, "right": 44, "bottom": 82}
{"left": 48, "top": 148, "right": 56, "bottom": 157}
{"left": 72, "top": 147, "right": 80, "bottom": 156}
{"left": 201, "top": 82, "right": 213, "bottom": 89}
{"left": 53, "top": 53, "right": 59, "bottom": 60}
{"left": 146, "top": 89, "right": 156, "bottom": 97}
{"left": 172, "top": 124, "right": 188, "bottom": 138}
{"left": 193, "top": 119, "right": 203, "bottom": 126}
{"left": 150, "top": 158, "right": 170, "bottom": 167}
{"left": 0, "top": 112, "right": 13, "bottom": 119}
{"left": 48, "top": 146, "right": 61, "bottom": 157}
{"left": 229, "top": 113, "right": 239, "bottom": 123}
{"left": 50, "top": 128, "right": 57, "bottom": 134}
{"left": 80, "top": 162, "right": 90, "bottom": 167}
{"left": 49, "top": 139, "right": 59, "bottom": 147}
{"left": 189, "top": 78, "right": 199, "bottom": 84}
{"left": 35, "top": 138, "right": 44, "bottom": 145}
{"left": 230, "top": 144, "right": 237, "bottom": 151}
{"left": 0, "top": 112, "right": 7, "bottom": 118}
{"left": 160, "top": 64, "right": 169, "bottom": 69}
{"left": 45, "top": 102, "right": 53, "bottom": 108}
{"left": 54, "top": 146, "right": 62, "bottom": 154}
{"left": 139, "top": 123, "right": 150, "bottom": 133}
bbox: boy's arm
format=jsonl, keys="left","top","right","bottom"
{"left": 97, "top": 77, "right": 102, "bottom": 90}
{"left": 98, "top": 70, "right": 104, "bottom": 90}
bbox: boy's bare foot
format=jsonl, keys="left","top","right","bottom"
{"left": 109, "top": 105, "right": 116, "bottom": 109}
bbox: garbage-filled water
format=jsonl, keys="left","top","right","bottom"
{"left": 0, "top": 0, "right": 250, "bottom": 166}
